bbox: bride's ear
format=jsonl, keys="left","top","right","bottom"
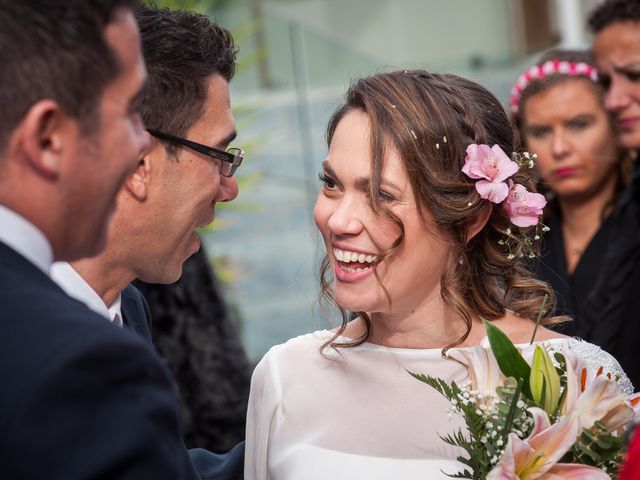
{"left": 466, "top": 204, "right": 492, "bottom": 242}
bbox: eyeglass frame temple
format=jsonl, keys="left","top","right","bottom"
{"left": 146, "top": 128, "right": 243, "bottom": 176}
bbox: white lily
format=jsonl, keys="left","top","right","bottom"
{"left": 450, "top": 343, "right": 505, "bottom": 393}
{"left": 560, "top": 349, "right": 640, "bottom": 432}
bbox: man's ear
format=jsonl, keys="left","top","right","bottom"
{"left": 20, "top": 100, "right": 66, "bottom": 178}
{"left": 466, "top": 204, "right": 492, "bottom": 242}
{"left": 124, "top": 154, "right": 151, "bottom": 202}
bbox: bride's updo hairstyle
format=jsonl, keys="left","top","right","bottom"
{"left": 320, "top": 70, "right": 557, "bottom": 352}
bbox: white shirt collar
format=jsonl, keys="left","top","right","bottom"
{"left": 108, "top": 293, "right": 123, "bottom": 326}
{"left": 0, "top": 204, "right": 53, "bottom": 274}
{"left": 50, "top": 261, "right": 122, "bottom": 325}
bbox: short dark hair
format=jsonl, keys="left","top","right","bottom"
{"left": 589, "top": 0, "right": 640, "bottom": 33}
{"left": 135, "top": 6, "right": 237, "bottom": 149}
{"left": 0, "top": 0, "right": 139, "bottom": 151}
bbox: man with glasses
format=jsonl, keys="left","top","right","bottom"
{"left": 51, "top": 5, "right": 244, "bottom": 477}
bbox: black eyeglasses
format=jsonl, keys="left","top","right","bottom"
{"left": 147, "top": 128, "right": 243, "bottom": 177}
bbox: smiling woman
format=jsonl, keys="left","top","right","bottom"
{"left": 513, "top": 49, "right": 634, "bottom": 330}
{"left": 241, "top": 70, "right": 633, "bottom": 480}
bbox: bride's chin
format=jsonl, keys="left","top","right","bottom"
{"left": 334, "top": 296, "right": 368, "bottom": 314}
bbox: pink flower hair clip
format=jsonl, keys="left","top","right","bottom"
{"left": 462, "top": 143, "right": 548, "bottom": 259}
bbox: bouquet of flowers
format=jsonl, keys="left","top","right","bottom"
{"left": 411, "top": 321, "right": 640, "bottom": 479}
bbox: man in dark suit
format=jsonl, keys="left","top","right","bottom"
{"left": 0, "top": 1, "right": 241, "bottom": 478}
{"left": 49, "top": 4, "right": 245, "bottom": 476}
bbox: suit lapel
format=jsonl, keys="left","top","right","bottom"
{"left": 120, "top": 285, "right": 154, "bottom": 345}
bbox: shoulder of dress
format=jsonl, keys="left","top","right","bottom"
{"left": 259, "top": 330, "right": 331, "bottom": 363}
{"left": 564, "top": 338, "right": 634, "bottom": 394}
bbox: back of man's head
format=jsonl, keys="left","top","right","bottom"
{"left": 135, "top": 6, "right": 237, "bottom": 151}
{"left": 0, "top": 0, "right": 139, "bottom": 153}
{"left": 589, "top": 0, "right": 640, "bottom": 33}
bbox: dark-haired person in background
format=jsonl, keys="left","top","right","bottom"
{"left": 511, "top": 48, "right": 633, "bottom": 332}
{"left": 574, "top": 0, "right": 640, "bottom": 388}
{"left": 0, "top": 0, "right": 205, "bottom": 477}
{"left": 50, "top": 4, "right": 245, "bottom": 477}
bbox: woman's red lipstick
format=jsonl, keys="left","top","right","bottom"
{"left": 555, "top": 167, "right": 577, "bottom": 178}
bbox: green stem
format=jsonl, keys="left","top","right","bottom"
{"left": 503, "top": 379, "right": 523, "bottom": 442}
{"left": 529, "top": 294, "right": 549, "bottom": 345}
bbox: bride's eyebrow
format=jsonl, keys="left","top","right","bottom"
{"left": 322, "top": 160, "right": 402, "bottom": 193}
{"left": 355, "top": 177, "right": 402, "bottom": 194}
{"left": 321, "top": 160, "right": 335, "bottom": 175}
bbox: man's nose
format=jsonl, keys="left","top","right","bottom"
{"left": 217, "top": 174, "right": 239, "bottom": 202}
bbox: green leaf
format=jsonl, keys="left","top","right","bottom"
{"left": 407, "top": 371, "right": 456, "bottom": 402}
{"left": 503, "top": 378, "right": 523, "bottom": 437}
{"left": 483, "top": 319, "right": 532, "bottom": 397}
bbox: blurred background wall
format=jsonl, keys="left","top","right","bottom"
{"left": 167, "top": 0, "right": 605, "bottom": 362}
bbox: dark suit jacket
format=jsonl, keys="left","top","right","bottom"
{"left": 120, "top": 283, "right": 245, "bottom": 479}
{"left": 121, "top": 283, "right": 154, "bottom": 342}
{"left": 0, "top": 241, "right": 238, "bottom": 479}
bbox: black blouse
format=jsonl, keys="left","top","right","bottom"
{"left": 579, "top": 162, "right": 640, "bottom": 388}
{"left": 534, "top": 209, "right": 615, "bottom": 336}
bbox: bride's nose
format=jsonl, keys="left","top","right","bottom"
{"left": 327, "top": 195, "right": 364, "bottom": 236}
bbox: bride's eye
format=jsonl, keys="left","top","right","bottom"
{"left": 318, "top": 172, "right": 338, "bottom": 190}
{"left": 377, "top": 190, "right": 396, "bottom": 203}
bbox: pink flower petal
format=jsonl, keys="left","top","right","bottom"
{"left": 527, "top": 407, "right": 552, "bottom": 438}
{"left": 486, "top": 434, "right": 525, "bottom": 480}
{"left": 476, "top": 180, "right": 509, "bottom": 203}
{"left": 504, "top": 183, "right": 546, "bottom": 227}
{"left": 462, "top": 144, "right": 494, "bottom": 180}
{"left": 527, "top": 413, "right": 579, "bottom": 470}
{"left": 508, "top": 213, "right": 541, "bottom": 228}
{"left": 490, "top": 145, "right": 520, "bottom": 183}
{"left": 543, "top": 463, "right": 611, "bottom": 479}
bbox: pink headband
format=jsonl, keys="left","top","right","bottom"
{"left": 509, "top": 59, "right": 599, "bottom": 115}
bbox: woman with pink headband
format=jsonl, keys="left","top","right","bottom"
{"left": 512, "top": 49, "right": 634, "bottom": 334}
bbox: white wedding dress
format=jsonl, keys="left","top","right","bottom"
{"left": 244, "top": 329, "right": 633, "bottom": 480}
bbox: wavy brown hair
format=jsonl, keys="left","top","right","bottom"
{"left": 320, "top": 70, "right": 557, "bottom": 353}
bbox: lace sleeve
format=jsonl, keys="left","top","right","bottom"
{"left": 566, "top": 338, "right": 634, "bottom": 394}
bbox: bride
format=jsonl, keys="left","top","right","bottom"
{"left": 244, "top": 70, "right": 632, "bottom": 479}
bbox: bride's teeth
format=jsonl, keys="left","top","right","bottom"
{"left": 333, "top": 247, "right": 378, "bottom": 264}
